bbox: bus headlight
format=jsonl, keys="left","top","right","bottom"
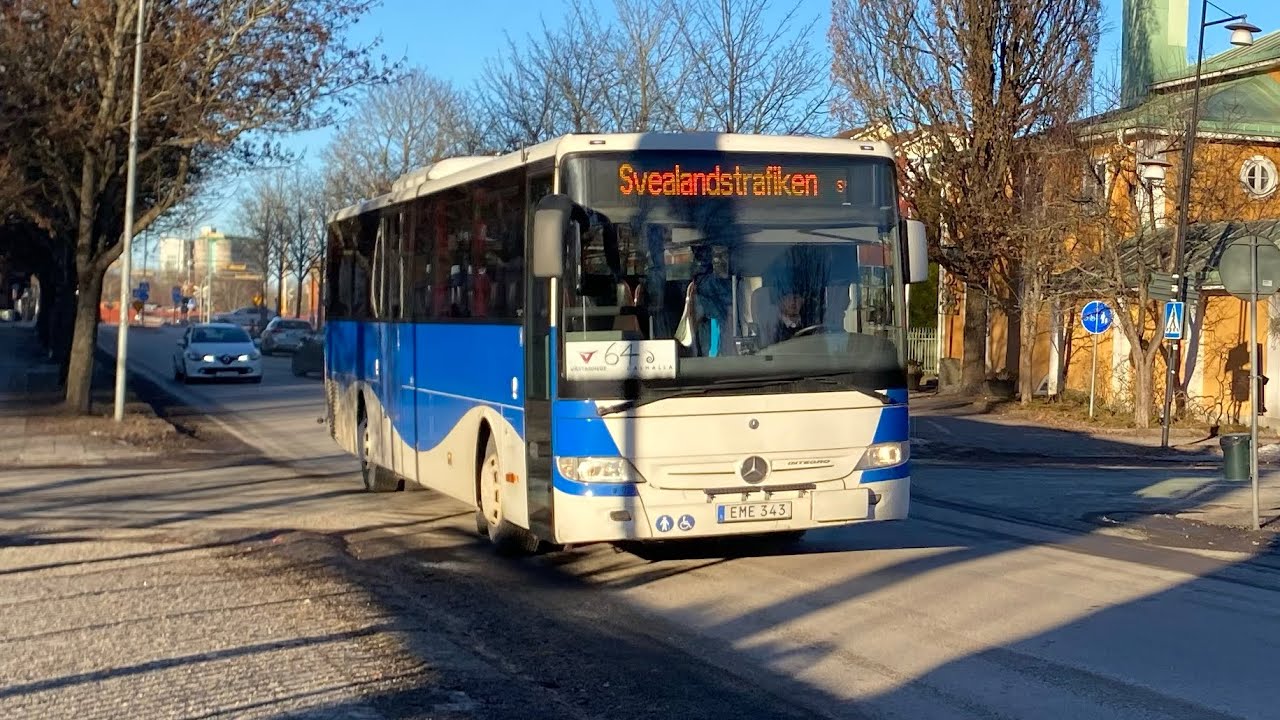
{"left": 556, "top": 457, "right": 645, "bottom": 484}
{"left": 855, "top": 441, "right": 908, "bottom": 470}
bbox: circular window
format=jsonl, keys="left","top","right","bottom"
{"left": 1240, "top": 156, "right": 1278, "bottom": 198}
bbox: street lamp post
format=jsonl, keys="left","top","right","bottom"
{"left": 1159, "top": 1, "right": 1259, "bottom": 448}
{"left": 113, "top": 0, "right": 147, "bottom": 423}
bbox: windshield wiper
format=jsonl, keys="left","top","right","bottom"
{"left": 596, "top": 375, "right": 894, "bottom": 416}
{"left": 597, "top": 387, "right": 721, "bottom": 416}
{"left": 709, "top": 373, "right": 894, "bottom": 405}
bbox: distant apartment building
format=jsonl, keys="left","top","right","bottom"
{"left": 156, "top": 236, "right": 194, "bottom": 277}
{"left": 192, "top": 227, "right": 262, "bottom": 281}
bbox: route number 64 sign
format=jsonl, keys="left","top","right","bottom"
{"left": 564, "top": 340, "right": 677, "bottom": 381}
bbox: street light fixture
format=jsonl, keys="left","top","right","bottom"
{"left": 1139, "top": 156, "right": 1172, "bottom": 184}
{"left": 1159, "top": 2, "right": 1261, "bottom": 448}
{"left": 1227, "top": 20, "right": 1261, "bottom": 47}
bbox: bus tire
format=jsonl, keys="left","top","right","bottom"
{"left": 357, "top": 410, "right": 399, "bottom": 493}
{"left": 479, "top": 433, "right": 539, "bottom": 556}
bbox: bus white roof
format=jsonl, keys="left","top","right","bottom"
{"left": 330, "top": 132, "right": 896, "bottom": 224}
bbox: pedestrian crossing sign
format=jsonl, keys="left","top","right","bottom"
{"left": 1163, "top": 300, "right": 1185, "bottom": 341}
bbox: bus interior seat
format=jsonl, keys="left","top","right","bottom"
{"left": 823, "top": 286, "right": 852, "bottom": 330}
{"left": 751, "top": 286, "right": 775, "bottom": 339}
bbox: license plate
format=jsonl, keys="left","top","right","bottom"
{"left": 716, "top": 501, "right": 793, "bottom": 523}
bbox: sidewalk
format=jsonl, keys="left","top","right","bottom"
{"left": 908, "top": 390, "right": 1280, "bottom": 551}
{"left": 910, "top": 391, "right": 1233, "bottom": 463}
{"left": 0, "top": 321, "right": 176, "bottom": 467}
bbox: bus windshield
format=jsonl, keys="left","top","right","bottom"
{"left": 559, "top": 150, "right": 906, "bottom": 400}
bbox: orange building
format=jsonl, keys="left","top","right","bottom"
{"left": 936, "top": 0, "right": 1280, "bottom": 426}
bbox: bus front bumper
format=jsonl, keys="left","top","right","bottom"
{"left": 551, "top": 476, "right": 909, "bottom": 544}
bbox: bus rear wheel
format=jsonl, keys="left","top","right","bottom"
{"left": 479, "top": 433, "right": 539, "bottom": 556}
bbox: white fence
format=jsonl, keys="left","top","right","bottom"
{"left": 906, "top": 327, "right": 938, "bottom": 374}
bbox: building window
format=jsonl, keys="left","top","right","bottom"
{"left": 1083, "top": 157, "right": 1109, "bottom": 202}
{"left": 1240, "top": 156, "right": 1277, "bottom": 199}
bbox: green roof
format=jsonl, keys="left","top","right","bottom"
{"left": 1155, "top": 30, "right": 1280, "bottom": 86}
{"left": 1082, "top": 71, "right": 1280, "bottom": 140}
{"left": 1124, "top": 219, "right": 1280, "bottom": 290}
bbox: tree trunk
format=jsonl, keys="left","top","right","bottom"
{"left": 64, "top": 268, "right": 105, "bottom": 413}
{"left": 1018, "top": 297, "right": 1039, "bottom": 405}
{"left": 275, "top": 255, "right": 284, "bottom": 315}
{"left": 1131, "top": 358, "right": 1152, "bottom": 429}
{"left": 295, "top": 276, "right": 304, "bottom": 317}
{"left": 961, "top": 285, "right": 988, "bottom": 392}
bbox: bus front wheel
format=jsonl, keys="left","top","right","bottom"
{"left": 357, "top": 411, "right": 399, "bottom": 493}
{"left": 479, "top": 433, "right": 539, "bottom": 556}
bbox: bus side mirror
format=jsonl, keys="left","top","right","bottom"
{"left": 532, "top": 194, "right": 571, "bottom": 278}
{"left": 903, "top": 219, "right": 929, "bottom": 284}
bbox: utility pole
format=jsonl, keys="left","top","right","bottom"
{"left": 113, "top": 0, "right": 146, "bottom": 423}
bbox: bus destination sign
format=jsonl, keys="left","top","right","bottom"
{"left": 618, "top": 162, "right": 842, "bottom": 200}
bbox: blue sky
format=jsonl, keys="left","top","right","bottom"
{"left": 198, "top": 0, "right": 1280, "bottom": 232}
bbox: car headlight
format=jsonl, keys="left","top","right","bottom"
{"left": 855, "top": 441, "right": 909, "bottom": 470}
{"left": 555, "top": 456, "right": 645, "bottom": 484}
{"left": 238, "top": 352, "right": 260, "bottom": 361}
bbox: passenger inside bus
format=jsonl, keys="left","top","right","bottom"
{"left": 674, "top": 244, "right": 732, "bottom": 357}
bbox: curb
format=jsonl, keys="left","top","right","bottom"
{"left": 911, "top": 438, "right": 1223, "bottom": 466}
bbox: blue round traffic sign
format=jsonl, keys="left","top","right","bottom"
{"left": 1080, "top": 300, "right": 1113, "bottom": 335}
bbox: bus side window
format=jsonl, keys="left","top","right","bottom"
{"left": 526, "top": 170, "right": 553, "bottom": 401}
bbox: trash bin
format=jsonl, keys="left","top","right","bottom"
{"left": 1220, "top": 433, "right": 1251, "bottom": 481}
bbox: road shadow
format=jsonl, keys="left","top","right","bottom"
{"left": 232, "top": 497, "right": 1280, "bottom": 719}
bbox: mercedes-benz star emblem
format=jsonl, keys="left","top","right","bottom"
{"left": 740, "top": 456, "right": 769, "bottom": 484}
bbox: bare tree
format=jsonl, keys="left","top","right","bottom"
{"left": 1009, "top": 134, "right": 1080, "bottom": 404}
{"left": 0, "top": 0, "right": 388, "bottom": 412}
{"left": 323, "top": 68, "right": 483, "bottom": 206}
{"left": 235, "top": 171, "right": 288, "bottom": 325}
{"left": 524, "top": 0, "right": 619, "bottom": 135}
{"left": 673, "top": 0, "right": 830, "bottom": 134}
{"left": 281, "top": 168, "right": 327, "bottom": 317}
{"left": 1058, "top": 119, "right": 1261, "bottom": 427}
{"left": 831, "top": 0, "right": 1101, "bottom": 393}
{"left": 478, "top": 34, "right": 571, "bottom": 150}
{"left": 605, "top": 0, "right": 687, "bottom": 131}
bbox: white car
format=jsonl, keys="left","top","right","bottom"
{"left": 211, "top": 306, "right": 276, "bottom": 335}
{"left": 173, "top": 322, "right": 263, "bottom": 384}
{"left": 259, "top": 317, "right": 313, "bottom": 354}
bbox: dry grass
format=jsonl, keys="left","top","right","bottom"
{"left": 19, "top": 399, "right": 196, "bottom": 452}
{"left": 984, "top": 391, "right": 1274, "bottom": 438}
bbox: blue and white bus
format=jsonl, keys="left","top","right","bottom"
{"left": 323, "top": 132, "right": 928, "bottom": 554}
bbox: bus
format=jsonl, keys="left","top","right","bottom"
{"left": 323, "top": 132, "right": 928, "bottom": 554}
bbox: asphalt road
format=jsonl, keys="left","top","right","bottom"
{"left": 76, "top": 324, "right": 1280, "bottom": 719}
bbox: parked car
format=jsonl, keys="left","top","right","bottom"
{"left": 291, "top": 329, "right": 325, "bottom": 378}
{"left": 259, "top": 317, "right": 313, "bottom": 355}
{"left": 211, "top": 306, "right": 276, "bottom": 336}
{"left": 173, "top": 322, "right": 263, "bottom": 384}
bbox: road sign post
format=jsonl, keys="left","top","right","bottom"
{"left": 1218, "top": 235, "right": 1280, "bottom": 531}
{"left": 1080, "top": 301, "right": 1114, "bottom": 420}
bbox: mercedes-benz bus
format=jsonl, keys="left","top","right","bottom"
{"left": 323, "top": 132, "right": 928, "bottom": 554}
